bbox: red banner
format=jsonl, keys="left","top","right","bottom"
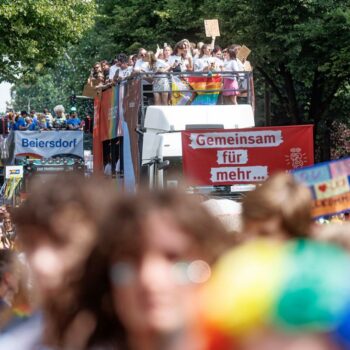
{"left": 182, "top": 125, "right": 314, "bottom": 185}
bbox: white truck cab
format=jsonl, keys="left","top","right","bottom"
{"left": 141, "top": 104, "right": 255, "bottom": 189}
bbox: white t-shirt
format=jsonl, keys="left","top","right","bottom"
{"left": 109, "top": 64, "right": 119, "bottom": 80}
{"left": 223, "top": 59, "right": 241, "bottom": 80}
{"left": 194, "top": 56, "right": 224, "bottom": 72}
{"left": 168, "top": 55, "right": 189, "bottom": 72}
{"left": 152, "top": 59, "right": 170, "bottom": 78}
{"left": 134, "top": 59, "right": 150, "bottom": 73}
{"left": 115, "top": 66, "right": 133, "bottom": 80}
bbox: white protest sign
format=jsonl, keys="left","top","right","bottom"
{"left": 5, "top": 166, "right": 24, "bottom": 179}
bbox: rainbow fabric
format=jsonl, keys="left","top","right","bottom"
{"left": 171, "top": 76, "right": 193, "bottom": 105}
{"left": 187, "top": 75, "right": 222, "bottom": 105}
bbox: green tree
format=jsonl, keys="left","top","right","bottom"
{"left": 0, "top": 0, "right": 95, "bottom": 82}
{"left": 206, "top": 0, "right": 350, "bottom": 160}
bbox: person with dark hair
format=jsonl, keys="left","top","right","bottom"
{"left": 113, "top": 53, "right": 133, "bottom": 82}
{"left": 222, "top": 46, "right": 241, "bottom": 104}
{"left": 101, "top": 189, "right": 234, "bottom": 350}
{"left": 0, "top": 174, "right": 118, "bottom": 349}
{"left": 12, "top": 111, "right": 28, "bottom": 131}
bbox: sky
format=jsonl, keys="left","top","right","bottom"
{"left": 0, "top": 82, "right": 12, "bottom": 113}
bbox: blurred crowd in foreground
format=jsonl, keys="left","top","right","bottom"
{"left": 0, "top": 173, "right": 349, "bottom": 350}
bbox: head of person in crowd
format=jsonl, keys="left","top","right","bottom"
{"left": 163, "top": 45, "right": 173, "bottom": 61}
{"left": 91, "top": 62, "right": 102, "bottom": 78}
{"left": 128, "top": 54, "right": 137, "bottom": 67}
{"left": 212, "top": 45, "right": 223, "bottom": 59}
{"left": 101, "top": 60, "right": 110, "bottom": 73}
{"left": 181, "top": 39, "right": 191, "bottom": 56}
{"left": 53, "top": 105, "right": 65, "bottom": 119}
{"left": 222, "top": 48, "right": 229, "bottom": 61}
{"left": 43, "top": 108, "right": 51, "bottom": 116}
{"left": 20, "top": 111, "right": 28, "bottom": 118}
{"left": 103, "top": 189, "right": 232, "bottom": 350}
{"left": 138, "top": 48, "right": 149, "bottom": 62}
{"left": 148, "top": 51, "right": 157, "bottom": 70}
{"left": 241, "top": 173, "right": 313, "bottom": 240}
{"left": 12, "top": 174, "right": 117, "bottom": 348}
{"left": 30, "top": 110, "right": 36, "bottom": 118}
{"left": 173, "top": 41, "right": 185, "bottom": 57}
{"left": 200, "top": 44, "right": 213, "bottom": 58}
{"left": 117, "top": 53, "right": 129, "bottom": 70}
{"left": 0, "top": 249, "right": 19, "bottom": 308}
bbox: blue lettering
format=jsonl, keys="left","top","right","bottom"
{"left": 49, "top": 141, "right": 55, "bottom": 147}
{"left": 39, "top": 141, "right": 45, "bottom": 147}
{"left": 29, "top": 141, "right": 35, "bottom": 147}
{"left": 22, "top": 139, "right": 29, "bottom": 147}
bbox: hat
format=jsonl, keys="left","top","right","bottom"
{"left": 203, "top": 199, "right": 242, "bottom": 233}
{"left": 70, "top": 106, "right": 77, "bottom": 112}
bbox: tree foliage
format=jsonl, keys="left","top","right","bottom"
{"left": 10, "top": 0, "right": 350, "bottom": 160}
{"left": 0, "top": 0, "right": 95, "bottom": 82}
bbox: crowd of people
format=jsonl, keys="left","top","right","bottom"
{"left": 0, "top": 173, "right": 349, "bottom": 350}
{"left": 1, "top": 105, "right": 89, "bottom": 133}
{"left": 88, "top": 39, "right": 252, "bottom": 105}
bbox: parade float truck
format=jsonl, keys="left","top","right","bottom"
{"left": 93, "top": 71, "right": 314, "bottom": 197}
{"left": 8, "top": 130, "right": 84, "bottom": 199}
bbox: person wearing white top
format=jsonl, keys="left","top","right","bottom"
{"left": 109, "top": 61, "right": 119, "bottom": 80}
{"left": 113, "top": 53, "right": 133, "bottom": 82}
{"left": 149, "top": 51, "right": 171, "bottom": 105}
{"left": 222, "top": 47, "right": 240, "bottom": 104}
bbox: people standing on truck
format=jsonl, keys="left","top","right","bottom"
{"left": 113, "top": 53, "right": 133, "bottom": 83}
{"left": 222, "top": 47, "right": 241, "bottom": 105}
{"left": 169, "top": 40, "right": 193, "bottom": 72}
{"left": 67, "top": 108, "right": 82, "bottom": 131}
{"left": 88, "top": 62, "right": 105, "bottom": 88}
{"left": 53, "top": 105, "right": 67, "bottom": 130}
{"left": 149, "top": 51, "right": 171, "bottom": 105}
{"left": 43, "top": 108, "right": 53, "bottom": 129}
{"left": 194, "top": 44, "right": 223, "bottom": 72}
{"left": 133, "top": 48, "right": 151, "bottom": 74}
{"left": 12, "top": 111, "right": 28, "bottom": 131}
{"left": 163, "top": 45, "right": 173, "bottom": 63}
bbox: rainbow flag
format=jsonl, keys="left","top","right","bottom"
{"left": 100, "top": 85, "right": 118, "bottom": 141}
{"left": 171, "top": 76, "right": 194, "bottom": 105}
{"left": 187, "top": 74, "right": 222, "bottom": 105}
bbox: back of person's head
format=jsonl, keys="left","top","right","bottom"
{"left": 148, "top": 51, "right": 157, "bottom": 68}
{"left": 242, "top": 173, "right": 313, "bottom": 239}
{"left": 20, "top": 110, "right": 27, "bottom": 117}
{"left": 227, "top": 47, "right": 237, "bottom": 60}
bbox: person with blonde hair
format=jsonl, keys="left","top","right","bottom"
{"left": 241, "top": 173, "right": 313, "bottom": 240}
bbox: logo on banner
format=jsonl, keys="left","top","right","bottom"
{"left": 182, "top": 125, "right": 314, "bottom": 186}
{"left": 15, "top": 131, "right": 84, "bottom": 159}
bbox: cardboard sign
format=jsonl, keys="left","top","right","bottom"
{"left": 182, "top": 125, "right": 314, "bottom": 185}
{"left": 204, "top": 19, "right": 220, "bottom": 37}
{"left": 292, "top": 157, "right": 350, "bottom": 218}
{"left": 237, "top": 45, "right": 251, "bottom": 62}
{"left": 5, "top": 166, "right": 23, "bottom": 179}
